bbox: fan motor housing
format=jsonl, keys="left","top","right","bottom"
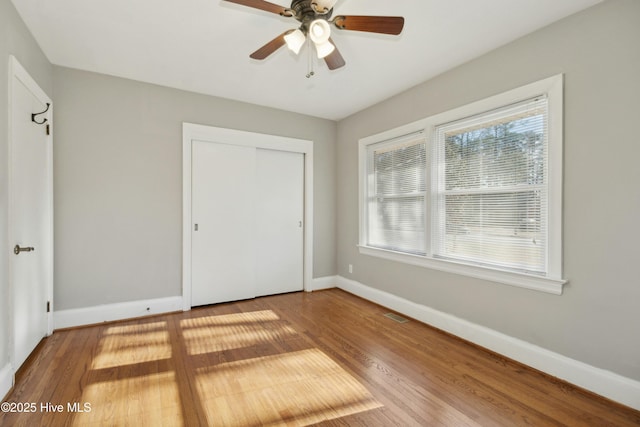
{"left": 290, "top": 0, "right": 333, "bottom": 25}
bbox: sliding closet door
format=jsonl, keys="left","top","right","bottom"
{"left": 190, "top": 140, "right": 305, "bottom": 307}
{"left": 255, "top": 149, "right": 304, "bottom": 296}
{"left": 191, "top": 141, "right": 256, "bottom": 306}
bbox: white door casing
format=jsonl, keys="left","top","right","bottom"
{"left": 8, "top": 56, "right": 54, "bottom": 371}
{"left": 182, "top": 123, "right": 313, "bottom": 310}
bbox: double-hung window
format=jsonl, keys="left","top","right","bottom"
{"left": 433, "top": 97, "right": 548, "bottom": 274}
{"left": 359, "top": 75, "right": 565, "bottom": 294}
{"left": 366, "top": 133, "right": 427, "bottom": 255}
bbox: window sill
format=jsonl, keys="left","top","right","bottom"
{"left": 357, "top": 245, "right": 566, "bottom": 295}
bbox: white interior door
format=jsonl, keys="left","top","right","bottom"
{"left": 255, "top": 149, "right": 304, "bottom": 296}
{"left": 9, "top": 57, "right": 53, "bottom": 370}
{"left": 191, "top": 141, "right": 256, "bottom": 306}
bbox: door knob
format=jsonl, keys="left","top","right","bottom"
{"left": 14, "top": 245, "right": 35, "bottom": 255}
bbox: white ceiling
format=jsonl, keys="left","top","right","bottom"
{"left": 11, "top": 0, "right": 602, "bottom": 120}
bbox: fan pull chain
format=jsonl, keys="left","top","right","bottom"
{"left": 306, "top": 38, "right": 315, "bottom": 78}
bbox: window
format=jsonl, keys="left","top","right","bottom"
{"left": 366, "top": 133, "right": 427, "bottom": 255}
{"left": 359, "top": 75, "right": 565, "bottom": 294}
{"left": 433, "top": 97, "right": 548, "bottom": 274}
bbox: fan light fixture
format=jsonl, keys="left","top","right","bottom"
{"left": 285, "top": 19, "right": 335, "bottom": 59}
{"left": 308, "top": 19, "right": 335, "bottom": 59}
{"left": 314, "top": 40, "right": 335, "bottom": 59}
{"left": 309, "top": 19, "right": 330, "bottom": 44}
{"left": 312, "top": 0, "right": 338, "bottom": 14}
{"left": 284, "top": 29, "right": 305, "bottom": 54}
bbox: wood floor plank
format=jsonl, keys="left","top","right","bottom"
{"left": 1, "top": 289, "right": 639, "bottom": 426}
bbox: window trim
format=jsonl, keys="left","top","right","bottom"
{"left": 358, "top": 75, "right": 566, "bottom": 295}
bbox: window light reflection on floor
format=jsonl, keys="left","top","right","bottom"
{"left": 77, "top": 371, "right": 183, "bottom": 426}
{"left": 194, "top": 349, "right": 383, "bottom": 426}
{"left": 73, "top": 310, "right": 383, "bottom": 426}
{"left": 91, "top": 321, "right": 172, "bottom": 370}
{"left": 180, "top": 310, "right": 299, "bottom": 356}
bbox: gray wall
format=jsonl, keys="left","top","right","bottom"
{"left": 4, "top": 0, "right": 638, "bottom": 393}
{"left": 337, "top": 0, "right": 640, "bottom": 381}
{"left": 0, "top": 0, "right": 53, "bottom": 374}
{"left": 52, "top": 66, "right": 336, "bottom": 310}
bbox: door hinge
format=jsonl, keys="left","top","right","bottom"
{"left": 47, "top": 301, "right": 51, "bottom": 313}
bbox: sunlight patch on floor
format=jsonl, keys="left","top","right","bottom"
{"left": 92, "top": 321, "right": 171, "bottom": 369}
{"left": 180, "top": 310, "right": 298, "bottom": 355}
{"left": 75, "top": 371, "right": 183, "bottom": 426}
{"left": 195, "top": 348, "right": 383, "bottom": 426}
{"left": 182, "top": 310, "right": 281, "bottom": 327}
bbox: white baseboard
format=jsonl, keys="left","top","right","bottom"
{"left": 336, "top": 276, "right": 640, "bottom": 411}
{"left": 0, "top": 363, "right": 13, "bottom": 401}
{"left": 53, "top": 296, "right": 183, "bottom": 330}
{"left": 308, "top": 275, "right": 338, "bottom": 292}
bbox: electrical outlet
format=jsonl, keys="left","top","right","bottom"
{"left": 348, "top": 264, "right": 353, "bottom": 274}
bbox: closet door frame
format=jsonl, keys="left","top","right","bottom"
{"left": 181, "top": 123, "right": 314, "bottom": 311}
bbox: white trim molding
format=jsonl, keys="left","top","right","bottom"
{"left": 0, "top": 363, "right": 13, "bottom": 401}
{"left": 53, "top": 296, "right": 183, "bottom": 330}
{"left": 308, "top": 276, "right": 338, "bottom": 292}
{"left": 358, "top": 246, "right": 565, "bottom": 295}
{"left": 336, "top": 276, "right": 640, "bottom": 411}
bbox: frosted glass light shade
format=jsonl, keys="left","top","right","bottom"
{"left": 315, "top": 40, "right": 335, "bottom": 59}
{"left": 309, "top": 19, "right": 331, "bottom": 44}
{"left": 313, "top": 0, "right": 338, "bottom": 12}
{"left": 284, "top": 29, "right": 305, "bottom": 55}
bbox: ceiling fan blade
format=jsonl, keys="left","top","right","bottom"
{"left": 249, "top": 31, "right": 289, "bottom": 60}
{"left": 223, "top": 0, "right": 292, "bottom": 16}
{"left": 324, "top": 39, "right": 345, "bottom": 70}
{"left": 333, "top": 15, "right": 405, "bottom": 35}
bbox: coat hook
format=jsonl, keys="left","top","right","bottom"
{"left": 32, "top": 102, "right": 50, "bottom": 125}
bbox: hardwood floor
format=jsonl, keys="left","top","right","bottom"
{"left": 1, "top": 289, "right": 639, "bottom": 426}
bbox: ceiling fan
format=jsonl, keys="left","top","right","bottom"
{"left": 223, "top": 0, "right": 405, "bottom": 71}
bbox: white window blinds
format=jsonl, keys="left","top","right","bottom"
{"left": 433, "top": 96, "right": 549, "bottom": 274}
{"left": 366, "top": 133, "right": 427, "bottom": 255}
